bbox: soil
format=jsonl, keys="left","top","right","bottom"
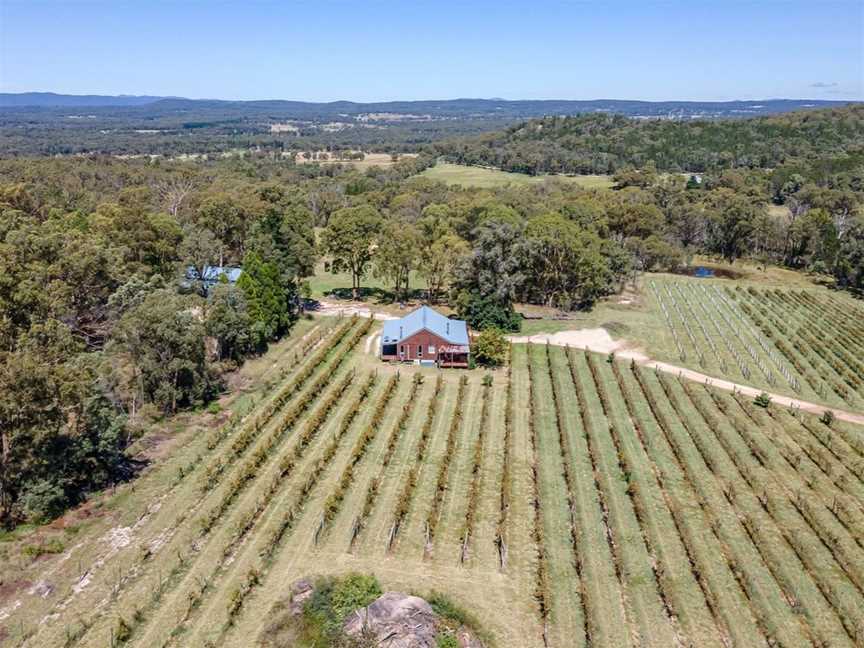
{"left": 507, "top": 328, "right": 641, "bottom": 357}
{"left": 0, "top": 580, "right": 32, "bottom": 603}
{"left": 74, "top": 501, "right": 109, "bottom": 521}
{"left": 364, "top": 332, "right": 381, "bottom": 355}
{"left": 134, "top": 432, "right": 175, "bottom": 462}
{"left": 223, "top": 371, "right": 252, "bottom": 393}
{"left": 315, "top": 299, "right": 398, "bottom": 321}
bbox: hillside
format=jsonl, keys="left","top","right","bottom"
{"left": 2, "top": 308, "right": 863, "bottom": 647}
{"left": 0, "top": 92, "right": 168, "bottom": 107}
{"left": 0, "top": 95, "right": 854, "bottom": 157}
{"left": 436, "top": 104, "right": 864, "bottom": 174}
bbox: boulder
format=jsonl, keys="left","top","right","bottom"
{"left": 28, "top": 580, "right": 54, "bottom": 598}
{"left": 343, "top": 592, "right": 438, "bottom": 648}
{"left": 288, "top": 578, "right": 314, "bottom": 616}
{"left": 457, "top": 625, "right": 484, "bottom": 648}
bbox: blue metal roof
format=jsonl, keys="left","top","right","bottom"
{"left": 381, "top": 306, "right": 469, "bottom": 346}
{"left": 186, "top": 266, "right": 243, "bottom": 284}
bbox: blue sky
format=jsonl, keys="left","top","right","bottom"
{"left": 1, "top": 0, "right": 861, "bottom": 102}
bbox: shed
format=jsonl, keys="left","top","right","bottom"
{"left": 185, "top": 265, "right": 243, "bottom": 294}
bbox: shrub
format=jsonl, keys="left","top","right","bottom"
{"left": 115, "top": 616, "right": 132, "bottom": 643}
{"left": 299, "top": 574, "right": 383, "bottom": 643}
{"left": 22, "top": 537, "right": 65, "bottom": 558}
{"left": 753, "top": 392, "right": 772, "bottom": 408}
{"left": 427, "top": 591, "right": 469, "bottom": 625}
{"left": 437, "top": 634, "right": 459, "bottom": 648}
{"left": 473, "top": 328, "right": 508, "bottom": 367}
{"left": 21, "top": 479, "right": 68, "bottom": 523}
{"left": 330, "top": 573, "right": 382, "bottom": 621}
{"left": 820, "top": 410, "right": 835, "bottom": 426}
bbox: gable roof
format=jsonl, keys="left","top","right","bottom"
{"left": 381, "top": 305, "right": 469, "bottom": 346}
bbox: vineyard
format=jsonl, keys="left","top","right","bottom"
{"left": 649, "top": 279, "right": 864, "bottom": 411}
{"left": 3, "top": 314, "right": 864, "bottom": 647}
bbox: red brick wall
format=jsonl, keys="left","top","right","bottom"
{"left": 386, "top": 330, "right": 449, "bottom": 361}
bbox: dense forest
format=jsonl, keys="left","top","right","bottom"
{"left": 437, "top": 105, "right": 864, "bottom": 174}
{"left": 1, "top": 104, "right": 863, "bottom": 528}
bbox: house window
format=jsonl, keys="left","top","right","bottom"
{"left": 428, "top": 345, "right": 436, "bottom": 354}
{"left": 400, "top": 345, "right": 405, "bottom": 357}
{"left": 418, "top": 345, "right": 423, "bottom": 356}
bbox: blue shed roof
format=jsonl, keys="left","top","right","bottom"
{"left": 381, "top": 306, "right": 469, "bottom": 346}
{"left": 186, "top": 266, "right": 243, "bottom": 284}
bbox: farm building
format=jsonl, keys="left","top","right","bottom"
{"left": 185, "top": 265, "right": 243, "bottom": 294}
{"left": 380, "top": 305, "right": 470, "bottom": 367}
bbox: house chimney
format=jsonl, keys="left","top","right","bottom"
{"left": 446, "top": 321, "right": 450, "bottom": 335}
{"left": 399, "top": 326, "right": 403, "bottom": 339}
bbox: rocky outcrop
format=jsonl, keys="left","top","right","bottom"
{"left": 282, "top": 579, "right": 485, "bottom": 648}
{"left": 343, "top": 592, "right": 438, "bottom": 647}
{"left": 288, "top": 578, "right": 314, "bottom": 616}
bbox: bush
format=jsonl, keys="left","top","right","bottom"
{"left": 456, "top": 290, "right": 521, "bottom": 332}
{"left": 427, "top": 591, "right": 469, "bottom": 625}
{"left": 22, "top": 537, "right": 65, "bottom": 558}
{"left": 20, "top": 479, "right": 68, "bottom": 523}
{"left": 426, "top": 591, "right": 491, "bottom": 646}
{"left": 437, "top": 634, "right": 459, "bottom": 648}
{"left": 473, "top": 328, "right": 509, "bottom": 367}
{"left": 330, "top": 573, "right": 382, "bottom": 622}
{"left": 115, "top": 616, "right": 132, "bottom": 643}
{"left": 820, "top": 410, "right": 835, "bottom": 426}
{"left": 753, "top": 392, "right": 772, "bottom": 408}
{"left": 303, "top": 573, "right": 383, "bottom": 641}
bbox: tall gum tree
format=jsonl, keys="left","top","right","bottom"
{"left": 322, "top": 205, "right": 383, "bottom": 300}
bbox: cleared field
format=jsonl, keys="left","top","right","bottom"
{"left": 4, "top": 313, "right": 864, "bottom": 647}
{"left": 292, "top": 151, "right": 416, "bottom": 170}
{"left": 419, "top": 162, "right": 614, "bottom": 189}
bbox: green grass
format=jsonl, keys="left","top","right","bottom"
{"left": 418, "top": 162, "right": 613, "bottom": 189}
{"left": 307, "top": 262, "right": 424, "bottom": 301}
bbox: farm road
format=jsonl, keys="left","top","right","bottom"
{"left": 314, "top": 299, "right": 397, "bottom": 320}
{"left": 509, "top": 328, "right": 864, "bottom": 426}
{"left": 313, "top": 303, "right": 864, "bottom": 426}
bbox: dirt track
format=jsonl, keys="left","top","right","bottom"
{"left": 316, "top": 306, "right": 864, "bottom": 427}
{"left": 314, "top": 299, "right": 396, "bottom": 321}
{"left": 508, "top": 328, "right": 864, "bottom": 426}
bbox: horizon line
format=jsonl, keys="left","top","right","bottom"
{"left": 1, "top": 91, "right": 861, "bottom": 105}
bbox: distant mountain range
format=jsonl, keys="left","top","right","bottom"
{"left": 0, "top": 92, "right": 855, "bottom": 119}
{"left": 2, "top": 92, "right": 859, "bottom": 158}
{"left": 0, "top": 92, "right": 171, "bottom": 107}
